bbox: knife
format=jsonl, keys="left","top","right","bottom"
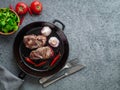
{"left": 39, "top": 58, "right": 78, "bottom": 84}
{"left": 43, "top": 64, "right": 85, "bottom": 87}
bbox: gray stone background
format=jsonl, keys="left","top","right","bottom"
{"left": 0, "top": 0, "right": 120, "bottom": 90}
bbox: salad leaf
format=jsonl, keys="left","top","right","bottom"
{"left": 1, "top": 21, "right": 5, "bottom": 26}
{"left": 0, "top": 8, "right": 20, "bottom": 33}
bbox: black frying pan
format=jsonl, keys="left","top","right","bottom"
{"left": 13, "top": 20, "right": 69, "bottom": 79}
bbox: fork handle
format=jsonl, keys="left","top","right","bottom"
{"left": 43, "top": 73, "right": 67, "bottom": 87}
{"left": 39, "top": 75, "right": 54, "bottom": 84}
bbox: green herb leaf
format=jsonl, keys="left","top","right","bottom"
{"left": 0, "top": 8, "right": 19, "bottom": 33}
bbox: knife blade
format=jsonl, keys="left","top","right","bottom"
{"left": 43, "top": 64, "right": 85, "bottom": 87}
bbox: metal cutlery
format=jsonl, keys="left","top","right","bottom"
{"left": 39, "top": 58, "right": 79, "bottom": 84}
{"left": 43, "top": 64, "right": 85, "bottom": 87}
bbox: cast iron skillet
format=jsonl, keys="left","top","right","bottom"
{"left": 13, "top": 20, "right": 69, "bottom": 79}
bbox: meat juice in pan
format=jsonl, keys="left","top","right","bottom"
{"left": 19, "top": 26, "right": 64, "bottom": 71}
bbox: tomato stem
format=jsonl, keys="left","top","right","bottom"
{"left": 19, "top": 6, "right": 23, "bottom": 11}
{"left": 36, "top": 5, "right": 40, "bottom": 10}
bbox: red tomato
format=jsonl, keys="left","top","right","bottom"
{"left": 30, "top": 0, "right": 42, "bottom": 15}
{"left": 15, "top": 2, "right": 28, "bottom": 15}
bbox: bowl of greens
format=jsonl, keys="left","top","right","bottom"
{"left": 0, "top": 8, "right": 20, "bottom": 35}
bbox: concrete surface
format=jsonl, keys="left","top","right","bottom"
{"left": 0, "top": 0, "right": 120, "bottom": 90}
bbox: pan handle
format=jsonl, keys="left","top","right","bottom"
{"left": 53, "top": 20, "right": 65, "bottom": 31}
{"left": 18, "top": 71, "right": 26, "bottom": 79}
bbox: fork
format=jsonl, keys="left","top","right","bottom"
{"left": 39, "top": 58, "right": 79, "bottom": 84}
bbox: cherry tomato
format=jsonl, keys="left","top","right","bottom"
{"left": 30, "top": 0, "right": 42, "bottom": 15}
{"left": 15, "top": 2, "right": 28, "bottom": 15}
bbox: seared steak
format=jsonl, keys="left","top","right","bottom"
{"left": 36, "top": 35, "right": 46, "bottom": 47}
{"left": 30, "top": 46, "right": 54, "bottom": 60}
{"left": 23, "top": 34, "right": 47, "bottom": 49}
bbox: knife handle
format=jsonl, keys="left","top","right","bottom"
{"left": 43, "top": 73, "right": 68, "bottom": 87}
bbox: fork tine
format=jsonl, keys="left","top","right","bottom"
{"left": 69, "top": 58, "right": 79, "bottom": 65}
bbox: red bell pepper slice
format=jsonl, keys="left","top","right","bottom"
{"left": 35, "top": 61, "right": 47, "bottom": 67}
{"left": 50, "top": 53, "right": 61, "bottom": 67}
{"left": 25, "top": 57, "right": 36, "bottom": 65}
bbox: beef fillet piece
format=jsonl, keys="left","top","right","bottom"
{"left": 23, "top": 34, "right": 47, "bottom": 49}
{"left": 30, "top": 46, "right": 54, "bottom": 60}
{"left": 23, "top": 34, "right": 38, "bottom": 49}
{"left": 36, "top": 35, "right": 47, "bottom": 47}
